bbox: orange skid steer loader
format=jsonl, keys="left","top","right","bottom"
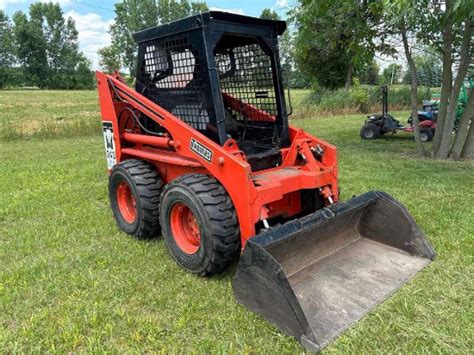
{"left": 96, "top": 12, "right": 435, "bottom": 352}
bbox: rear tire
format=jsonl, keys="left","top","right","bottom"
{"left": 360, "top": 124, "right": 380, "bottom": 140}
{"left": 160, "top": 174, "right": 240, "bottom": 276}
{"left": 109, "top": 159, "right": 163, "bottom": 239}
{"left": 419, "top": 128, "right": 433, "bottom": 142}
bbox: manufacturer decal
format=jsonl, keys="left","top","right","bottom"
{"left": 102, "top": 121, "right": 116, "bottom": 169}
{"left": 190, "top": 138, "right": 213, "bottom": 162}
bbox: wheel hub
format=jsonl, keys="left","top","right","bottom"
{"left": 116, "top": 181, "right": 137, "bottom": 223}
{"left": 170, "top": 202, "right": 201, "bottom": 254}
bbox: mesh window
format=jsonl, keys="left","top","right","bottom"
{"left": 140, "top": 37, "right": 209, "bottom": 131}
{"left": 215, "top": 43, "right": 278, "bottom": 121}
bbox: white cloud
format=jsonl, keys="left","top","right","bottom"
{"left": 275, "top": 0, "right": 289, "bottom": 9}
{"left": 209, "top": 6, "right": 246, "bottom": 15}
{"left": 65, "top": 10, "right": 113, "bottom": 69}
{"left": 0, "top": 0, "right": 25, "bottom": 10}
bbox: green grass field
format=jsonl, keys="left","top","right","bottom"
{"left": 0, "top": 90, "right": 473, "bottom": 353}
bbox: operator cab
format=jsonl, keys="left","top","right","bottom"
{"left": 133, "top": 11, "right": 289, "bottom": 170}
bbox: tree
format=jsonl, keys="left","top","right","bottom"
{"left": 12, "top": 2, "right": 93, "bottom": 89}
{"left": 157, "top": 0, "right": 196, "bottom": 23}
{"left": 357, "top": 60, "right": 379, "bottom": 85}
{"left": 403, "top": 53, "right": 443, "bottom": 87}
{"left": 0, "top": 11, "right": 15, "bottom": 88}
{"left": 109, "top": 0, "right": 159, "bottom": 77}
{"left": 435, "top": 9, "right": 473, "bottom": 158}
{"left": 451, "top": 88, "right": 474, "bottom": 159}
{"left": 12, "top": 10, "right": 48, "bottom": 88}
{"left": 384, "top": 1, "right": 426, "bottom": 156}
{"left": 98, "top": 45, "right": 122, "bottom": 73}
{"left": 107, "top": 0, "right": 208, "bottom": 76}
{"left": 291, "top": 0, "right": 390, "bottom": 90}
{"left": 381, "top": 63, "right": 402, "bottom": 85}
{"left": 260, "top": 8, "right": 280, "bottom": 21}
{"left": 259, "top": 8, "right": 308, "bottom": 89}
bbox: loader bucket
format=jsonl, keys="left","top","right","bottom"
{"left": 233, "top": 191, "right": 435, "bottom": 352}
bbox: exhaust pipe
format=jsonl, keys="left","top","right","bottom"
{"left": 233, "top": 191, "right": 435, "bottom": 352}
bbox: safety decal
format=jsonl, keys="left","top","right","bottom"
{"left": 102, "top": 121, "right": 116, "bottom": 169}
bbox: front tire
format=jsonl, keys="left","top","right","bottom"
{"left": 159, "top": 174, "right": 240, "bottom": 276}
{"left": 360, "top": 124, "right": 381, "bottom": 140}
{"left": 109, "top": 159, "right": 163, "bottom": 238}
{"left": 419, "top": 128, "right": 433, "bottom": 142}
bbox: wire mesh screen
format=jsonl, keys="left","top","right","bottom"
{"left": 215, "top": 43, "right": 278, "bottom": 122}
{"left": 139, "top": 36, "right": 209, "bottom": 131}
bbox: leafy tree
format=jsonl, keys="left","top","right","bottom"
{"left": 357, "top": 60, "right": 379, "bottom": 85}
{"left": 158, "top": 0, "right": 191, "bottom": 23}
{"left": 259, "top": 9, "right": 308, "bottom": 88}
{"left": 109, "top": 0, "right": 159, "bottom": 77}
{"left": 98, "top": 45, "right": 122, "bottom": 73}
{"left": 71, "top": 57, "right": 95, "bottom": 89}
{"left": 12, "top": 10, "right": 47, "bottom": 88}
{"left": 403, "top": 53, "right": 442, "bottom": 87}
{"left": 12, "top": 2, "right": 93, "bottom": 89}
{"left": 260, "top": 8, "right": 280, "bottom": 21}
{"left": 381, "top": 63, "right": 402, "bottom": 85}
{"left": 190, "top": 2, "right": 208, "bottom": 14}
{"left": 0, "top": 11, "right": 15, "bottom": 88}
{"left": 107, "top": 0, "right": 208, "bottom": 76}
{"left": 291, "top": 0, "right": 391, "bottom": 90}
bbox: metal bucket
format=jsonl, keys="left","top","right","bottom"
{"left": 233, "top": 191, "right": 435, "bottom": 352}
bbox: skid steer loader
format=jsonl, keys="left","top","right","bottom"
{"left": 96, "top": 12, "right": 435, "bottom": 352}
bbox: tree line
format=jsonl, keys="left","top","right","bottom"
{"left": 0, "top": 3, "right": 94, "bottom": 89}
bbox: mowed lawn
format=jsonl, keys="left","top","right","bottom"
{"left": 0, "top": 90, "right": 473, "bottom": 353}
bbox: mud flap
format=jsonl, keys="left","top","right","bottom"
{"left": 232, "top": 191, "right": 435, "bottom": 352}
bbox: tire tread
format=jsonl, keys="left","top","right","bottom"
{"left": 160, "top": 174, "right": 240, "bottom": 276}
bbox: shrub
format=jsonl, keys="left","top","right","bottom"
{"left": 292, "top": 84, "right": 435, "bottom": 119}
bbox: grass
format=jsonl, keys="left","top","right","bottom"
{"left": 0, "top": 90, "right": 100, "bottom": 140}
{"left": 0, "top": 90, "right": 473, "bottom": 353}
{"left": 0, "top": 88, "right": 416, "bottom": 140}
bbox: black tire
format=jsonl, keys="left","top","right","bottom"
{"left": 360, "top": 124, "right": 381, "bottom": 140}
{"left": 419, "top": 128, "right": 433, "bottom": 142}
{"left": 159, "top": 174, "right": 240, "bottom": 276}
{"left": 109, "top": 159, "right": 163, "bottom": 238}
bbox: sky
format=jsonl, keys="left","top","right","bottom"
{"left": 0, "top": 0, "right": 291, "bottom": 69}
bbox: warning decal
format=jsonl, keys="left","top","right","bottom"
{"left": 102, "top": 121, "right": 116, "bottom": 169}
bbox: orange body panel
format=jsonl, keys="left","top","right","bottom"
{"left": 96, "top": 72, "right": 338, "bottom": 247}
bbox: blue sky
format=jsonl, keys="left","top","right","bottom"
{"left": 1, "top": 0, "right": 291, "bottom": 68}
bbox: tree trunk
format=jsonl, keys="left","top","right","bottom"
{"left": 437, "top": 20, "right": 472, "bottom": 159}
{"left": 461, "top": 119, "right": 474, "bottom": 159}
{"left": 345, "top": 62, "right": 354, "bottom": 90}
{"left": 432, "top": 0, "right": 454, "bottom": 156}
{"left": 450, "top": 89, "right": 474, "bottom": 159}
{"left": 402, "top": 28, "right": 425, "bottom": 157}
